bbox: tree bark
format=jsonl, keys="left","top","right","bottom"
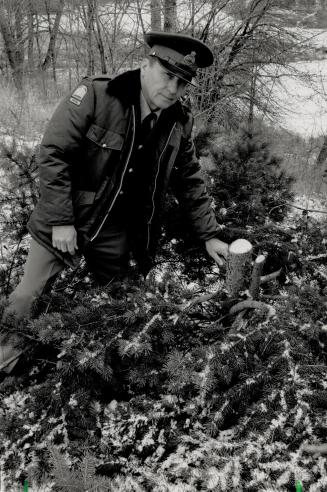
{"left": 151, "top": 0, "right": 162, "bottom": 31}
{"left": 163, "top": 0, "right": 177, "bottom": 32}
{"left": 86, "top": 0, "right": 95, "bottom": 76}
{"left": 226, "top": 239, "right": 253, "bottom": 297}
{"left": 0, "top": 1, "right": 24, "bottom": 89}
{"left": 41, "top": 0, "right": 65, "bottom": 72}
{"left": 315, "top": 136, "right": 327, "bottom": 185}
{"left": 27, "top": 0, "right": 34, "bottom": 70}
{"left": 93, "top": 0, "right": 107, "bottom": 73}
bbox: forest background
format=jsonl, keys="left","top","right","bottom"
{"left": 0, "top": 0, "right": 327, "bottom": 491}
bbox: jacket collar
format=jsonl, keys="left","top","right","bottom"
{"left": 106, "top": 68, "right": 189, "bottom": 124}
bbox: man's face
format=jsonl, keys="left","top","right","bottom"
{"left": 140, "top": 57, "right": 188, "bottom": 110}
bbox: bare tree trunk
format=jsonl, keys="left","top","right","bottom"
{"left": 191, "top": 0, "right": 195, "bottom": 36}
{"left": 34, "top": 12, "right": 42, "bottom": 66}
{"left": 41, "top": 0, "right": 65, "bottom": 75}
{"left": 86, "top": 0, "right": 95, "bottom": 75}
{"left": 27, "top": 0, "right": 34, "bottom": 71}
{"left": 34, "top": 10, "right": 48, "bottom": 93}
{"left": 315, "top": 136, "right": 327, "bottom": 184}
{"left": 14, "top": 1, "right": 24, "bottom": 76}
{"left": 163, "top": 0, "right": 177, "bottom": 32}
{"left": 316, "top": 138, "right": 327, "bottom": 166}
{"left": 0, "top": 1, "right": 24, "bottom": 90}
{"left": 151, "top": 0, "right": 162, "bottom": 31}
{"left": 93, "top": 0, "right": 107, "bottom": 73}
{"left": 248, "top": 48, "right": 258, "bottom": 136}
{"left": 136, "top": 0, "right": 146, "bottom": 36}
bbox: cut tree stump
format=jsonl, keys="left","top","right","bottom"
{"left": 226, "top": 239, "right": 253, "bottom": 297}
{"left": 249, "top": 254, "right": 266, "bottom": 299}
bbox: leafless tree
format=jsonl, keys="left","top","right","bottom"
{"left": 0, "top": 0, "right": 25, "bottom": 89}
{"left": 191, "top": 0, "right": 307, "bottom": 129}
{"left": 164, "top": 0, "right": 177, "bottom": 31}
{"left": 41, "top": 0, "right": 65, "bottom": 80}
{"left": 151, "top": 0, "right": 162, "bottom": 30}
{"left": 0, "top": 0, "right": 313, "bottom": 128}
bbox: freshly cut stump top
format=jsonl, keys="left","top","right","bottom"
{"left": 229, "top": 239, "right": 252, "bottom": 255}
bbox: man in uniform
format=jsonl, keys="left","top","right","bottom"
{"left": 0, "top": 31, "right": 228, "bottom": 373}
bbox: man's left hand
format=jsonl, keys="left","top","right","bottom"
{"left": 205, "top": 238, "right": 229, "bottom": 267}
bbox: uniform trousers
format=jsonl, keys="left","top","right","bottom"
{"left": 0, "top": 219, "right": 129, "bottom": 373}
{"left": 6, "top": 220, "right": 129, "bottom": 321}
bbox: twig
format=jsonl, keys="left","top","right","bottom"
{"left": 260, "top": 269, "right": 282, "bottom": 284}
{"left": 261, "top": 294, "right": 287, "bottom": 300}
{"left": 302, "top": 443, "right": 327, "bottom": 455}
{"left": 249, "top": 254, "right": 266, "bottom": 299}
{"left": 34, "top": 358, "right": 57, "bottom": 366}
{"left": 286, "top": 202, "right": 327, "bottom": 214}
{"left": 269, "top": 201, "right": 327, "bottom": 215}
{"left": 179, "top": 291, "right": 220, "bottom": 311}
{"left": 305, "top": 253, "right": 327, "bottom": 261}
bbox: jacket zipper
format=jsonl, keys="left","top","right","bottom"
{"left": 146, "top": 123, "right": 176, "bottom": 250}
{"left": 90, "top": 106, "right": 136, "bottom": 242}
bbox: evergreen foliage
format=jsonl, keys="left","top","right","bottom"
{"left": 207, "top": 129, "right": 295, "bottom": 226}
{"left": 0, "top": 132, "right": 326, "bottom": 490}
{"left": 160, "top": 129, "right": 295, "bottom": 280}
{"left": 0, "top": 140, "right": 39, "bottom": 292}
{"left": 0, "top": 215, "right": 326, "bottom": 490}
{"left": 0, "top": 140, "right": 39, "bottom": 239}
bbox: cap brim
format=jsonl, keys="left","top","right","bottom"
{"left": 164, "top": 65, "right": 197, "bottom": 87}
{"left": 155, "top": 57, "right": 197, "bottom": 87}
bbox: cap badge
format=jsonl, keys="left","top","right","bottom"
{"left": 183, "top": 51, "right": 196, "bottom": 66}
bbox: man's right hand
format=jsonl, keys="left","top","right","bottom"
{"left": 52, "top": 225, "right": 78, "bottom": 255}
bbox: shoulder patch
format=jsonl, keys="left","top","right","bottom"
{"left": 69, "top": 85, "right": 88, "bottom": 106}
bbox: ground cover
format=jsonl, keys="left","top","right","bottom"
{"left": 0, "top": 183, "right": 326, "bottom": 491}
{"left": 0, "top": 64, "right": 326, "bottom": 492}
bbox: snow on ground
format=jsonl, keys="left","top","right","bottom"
{"left": 286, "top": 194, "right": 327, "bottom": 225}
{"left": 255, "top": 27, "right": 327, "bottom": 137}
{"left": 261, "top": 59, "right": 327, "bottom": 138}
{"left": 287, "top": 27, "right": 327, "bottom": 49}
{"left": 283, "top": 60, "right": 327, "bottom": 137}
{"left": 0, "top": 127, "right": 40, "bottom": 151}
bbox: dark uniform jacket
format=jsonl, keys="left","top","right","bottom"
{"left": 27, "top": 69, "right": 220, "bottom": 271}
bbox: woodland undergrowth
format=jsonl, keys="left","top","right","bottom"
{"left": 0, "top": 131, "right": 326, "bottom": 491}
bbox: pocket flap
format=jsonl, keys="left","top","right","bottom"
{"left": 86, "top": 124, "right": 123, "bottom": 150}
{"left": 75, "top": 190, "right": 96, "bottom": 205}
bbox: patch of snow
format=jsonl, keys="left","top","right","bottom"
{"left": 287, "top": 27, "right": 327, "bottom": 49}
{"left": 261, "top": 59, "right": 327, "bottom": 137}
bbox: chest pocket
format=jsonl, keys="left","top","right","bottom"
{"left": 83, "top": 124, "right": 124, "bottom": 186}
{"left": 86, "top": 124, "right": 123, "bottom": 150}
